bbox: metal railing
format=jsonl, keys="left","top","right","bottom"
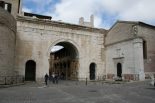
{"left": 0, "top": 76, "right": 24, "bottom": 85}
{"left": 49, "top": 75, "right": 107, "bottom": 86}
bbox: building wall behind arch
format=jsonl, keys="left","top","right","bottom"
{"left": 105, "top": 22, "right": 154, "bottom": 81}
{"left": 137, "top": 25, "right": 155, "bottom": 77}
{"left": 105, "top": 39, "right": 145, "bottom": 80}
{"left": 15, "top": 16, "right": 106, "bottom": 81}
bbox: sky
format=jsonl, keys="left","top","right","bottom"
{"left": 22, "top": 0, "right": 155, "bottom": 29}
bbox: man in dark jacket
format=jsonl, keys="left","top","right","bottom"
{"left": 44, "top": 73, "right": 49, "bottom": 85}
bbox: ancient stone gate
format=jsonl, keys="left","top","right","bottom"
{"left": 15, "top": 16, "right": 106, "bottom": 81}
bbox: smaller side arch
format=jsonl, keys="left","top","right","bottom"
{"left": 25, "top": 60, "right": 36, "bottom": 81}
{"left": 89, "top": 63, "right": 96, "bottom": 80}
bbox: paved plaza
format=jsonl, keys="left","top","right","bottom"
{"left": 0, "top": 80, "right": 155, "bottom": 103}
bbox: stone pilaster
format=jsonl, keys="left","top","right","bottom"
{"left": 133, "top": 38, "right": 145, "bottom": 80}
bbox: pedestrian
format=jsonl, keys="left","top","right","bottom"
{"left": 44, "top": 73, "right": 49, "bottom": 85}
{"left": 52, "top": 72, "right": 55, "bottom": 84}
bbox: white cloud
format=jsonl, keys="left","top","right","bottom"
{"left": 118, "top": 0, "right": 155, "bottom": 22}
{"left": 24, "top": 0, "right": 155, "bottom": 29}
{"left": 45, "top": 0, "right": 102, "bottom": 27}
{"left": 100, "top": 0, "right": 155, "bottom": 24}
{"left": 22, "top": 7, "right": 32, "bottom": 13}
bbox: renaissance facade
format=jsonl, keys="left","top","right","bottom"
{"left": 0, "top": 0, "right": 155, "bottom": 83}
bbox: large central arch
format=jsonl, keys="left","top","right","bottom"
{"left": 49, "top": 41, "right": 79, "bottom": 80}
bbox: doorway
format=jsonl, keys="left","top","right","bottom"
{"left": 25, "top": 60, "right": 36, "bottom": 81}
{"left": 117, "top": 63, "right": 122, "bottom": 77}
{"left": 89, "top": 63, "right": 96, "bottom": 80}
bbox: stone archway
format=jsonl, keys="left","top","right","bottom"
{"left": 49, "top": 41, "right": 79, "bottom": 80}
{"left": 25, "top": 60, "right": 36, "bottom": 81}
{"left": 89, "top": 63, "right": 96, "bottom": 80}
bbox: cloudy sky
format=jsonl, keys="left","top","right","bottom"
{"left": 22, "top": 0, "right": 155, "bottom": 29}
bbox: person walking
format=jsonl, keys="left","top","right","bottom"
{"left": 44, "top": 73, "right": 49, "bottom": 86}
{"left": 52, "top": 72, "right": 55, "bottom": 84}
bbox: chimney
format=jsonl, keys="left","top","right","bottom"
{"left": 90, "top": 15, "right": 94, "bottom": 27}
{"left": 78, "top": 15, "right": 94, "bottom": 27}
{"left": 79, "top": 17, "right": 84, "bottom": 25}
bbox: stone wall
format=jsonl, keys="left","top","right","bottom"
{"left": 138, "top": 25, "right": 155, "bottom": 76}
{"left": 105, "top": 38, "right": 145, "bottom": 81}
{"left": 105, "top": 21, "right": 145, "bottom": 81}
{"left": 105, "top": 21, "right": 135, "bottom": 46}
{"left": 0, "top": 7, "right": 16, "bottom": 78}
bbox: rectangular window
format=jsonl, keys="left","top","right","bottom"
{"left": 7, "top": 3, "right": 11, "bottom": 13}
{"left": 0, "top": 1, "right": 5, "bottom": 8}
{"left": 4, "top": 3, "right": 11, "bottom": 13}
{"left": 0, "top": 1, "right": 12, "bottom": 13}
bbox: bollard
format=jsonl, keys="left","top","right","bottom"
{"left": 86, "top": 78, "right": 87, "bottom": 86}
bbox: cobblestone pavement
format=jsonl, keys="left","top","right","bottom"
{"left": 0, "top": 80, "right": 155, "bottom": 103}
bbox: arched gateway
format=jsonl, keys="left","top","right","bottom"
{"left": 49, "top": 41, "right": 79, "bottom": 80}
